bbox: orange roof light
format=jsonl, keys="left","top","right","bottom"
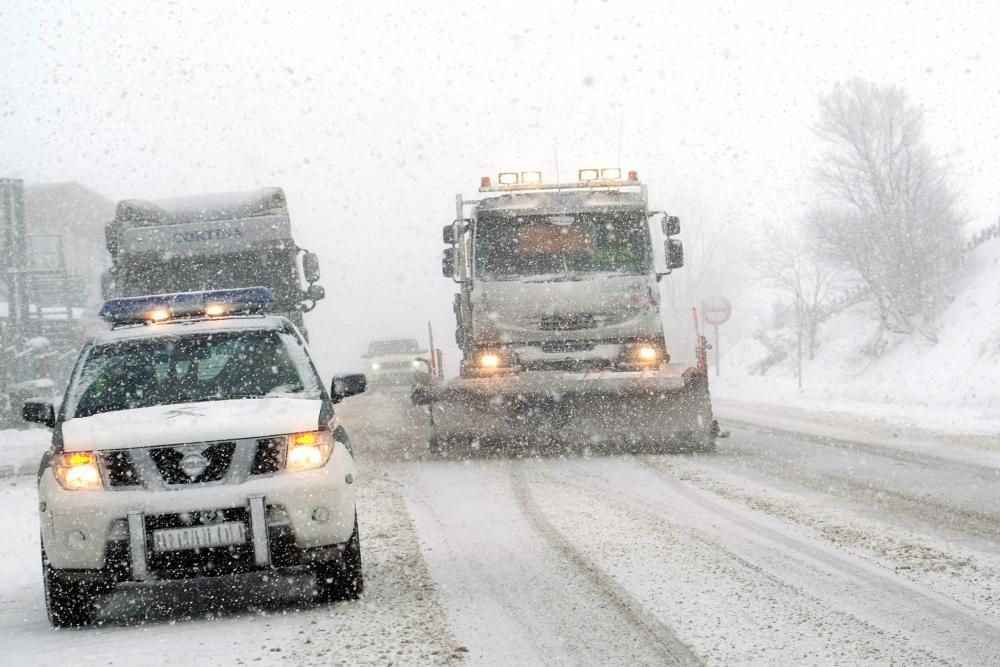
{"left": 481, "top": 176, "right": 492, "bottom": 188}
{"left": 628, "top": 170, "right": 639, "bottom": 182}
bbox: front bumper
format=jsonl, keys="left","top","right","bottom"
{"left": 39, "top": 442, "right": 357, "bottom": 577}
{"left": 423, "top": 366, "right": 712, "bottom": 443}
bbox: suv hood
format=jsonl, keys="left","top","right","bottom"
{"left": 61, "top": 397, "right": 323, "bottom": 452}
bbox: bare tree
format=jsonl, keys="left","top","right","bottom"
{"left": 753, "top": 225, "right": 839, "bottom": 386}
{"left": 809, "top": 79, "right": 964, "bottom": 343}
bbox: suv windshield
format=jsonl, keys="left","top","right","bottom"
{"left": 65, "top": 330, "right": 322, "bottom": 418}
{"left": 475, "top": 211, "right": 651, "bottom": 280}
{"left": 368, "top": 339, "right": 421, "bottom": 356}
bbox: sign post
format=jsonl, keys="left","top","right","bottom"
{"left": 701, "top": 296, "right": 731, "bottom": 377}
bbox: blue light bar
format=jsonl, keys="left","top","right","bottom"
{"left": 99, "top": 287, "right": 273, "bottom": 324}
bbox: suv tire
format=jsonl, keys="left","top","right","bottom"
{"left": 314, "top": 516, "right": 363, "bottom": 602}
{"left": 42, "top": 548, "right": 105, "bottom": 627}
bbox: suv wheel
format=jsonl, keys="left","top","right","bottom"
{"left": 42, "top": 548, "right": 105, "bottom": 627}
{"left": 314, "top": 516, "right": 364, "bottom": 602}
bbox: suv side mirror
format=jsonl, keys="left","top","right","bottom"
{"left": 442, "top": 248, "right": 455, "bottom": 278}
{"left": 302, "top": 252, "right": 321, "bottom": 284}
{"left": 665, "top": 239, "right": 685, "bottom": 269}
{"left": 331, "top": 373, "right": 367, "bottom": 403}
{"left": 661, "top": 215, "right": 680, "bottom": 237}
{"left": 23, "top": 401, "right": 55, "bottom": 428}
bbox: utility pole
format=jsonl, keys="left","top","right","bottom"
{"left": 1, "top": 179, "right": 28, "bottom": 325}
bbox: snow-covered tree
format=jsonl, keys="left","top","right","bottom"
{"left": 809, "top": 79, "right": 964, "bottom": 343}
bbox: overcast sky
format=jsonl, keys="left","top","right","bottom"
{"left": 2, "top": 0, "right": 998, "bottom": 372}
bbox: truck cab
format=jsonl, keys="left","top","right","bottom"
{"left": 425, "top": 169, "right": 713, "bottom": 454}
{"left": 103, "top": 187, "right": 325, "bottom": 335}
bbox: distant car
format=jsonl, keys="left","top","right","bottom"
{"left": 25, "top": 288, "right": 367, "bottom": 627}
{"left": 363, "top": 338, "right": 430, "bottom": 388}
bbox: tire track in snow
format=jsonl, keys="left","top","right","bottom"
{"left": 508, "top": 465, "right": 701, "bottom": 666}
{"left": 616, "top": 457, "right": 1000, "bottom": 664}
{"left": 710, "top": 422, "right": 1000, "bottom": 547}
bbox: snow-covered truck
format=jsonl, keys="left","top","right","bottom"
{"left": 416, "top": 168, "right": 717, "bottom": 453}
{"left": 103, "top": 187, "right": 325, "bottom": 335}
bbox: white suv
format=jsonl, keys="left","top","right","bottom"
{"left": 24, "top": 288, "right": 367, "bottom": 627}
{"left": 363, "top": 337, "right": 430, "bottom": 389}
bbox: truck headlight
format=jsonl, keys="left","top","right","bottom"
{"left": 478, "top": 353, "right": 500, "bottom": 369}
{"left": 286, "top": 430, "right": 334, "bottom": 472}
{"left": 53, "top": 452, "right": 103, "bottom": 491}
{"left": 620, "top": 341, "right": 667, "bottom": 368}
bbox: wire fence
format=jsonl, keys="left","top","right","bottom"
{"left": 816, "top": 217, "right": 1000, "bottom": 321}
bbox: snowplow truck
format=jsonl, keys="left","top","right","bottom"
{"left": 416, "top": 169, "right": 717, "bottom": 453}
{"left": 102, "top": 187, "right": 324, "bottom": 335}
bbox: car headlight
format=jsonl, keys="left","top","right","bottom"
{"left": 370, "top": 362, "right": 381, "bottom": 370}
{"left": 286, "top": 430, "right": 334, "bottom": 472}
{"left": 53, "top": 451, "right": 103, "bottom": 490}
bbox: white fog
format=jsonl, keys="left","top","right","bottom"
{"left": 1, "top": 1, "right": 998, "bottom": 665}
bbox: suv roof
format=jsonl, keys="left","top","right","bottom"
{"left": 94, "top": 314, "right": 292, "bottom": 344}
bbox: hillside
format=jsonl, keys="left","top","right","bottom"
{"left": 714, "top": 239, "right": 1000, "bottom": 434}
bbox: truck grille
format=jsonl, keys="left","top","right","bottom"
{"left": 149, "top": 441, "right": 236, "bottom": 485}
{"left": 539, "top": 314, "right": 597, "bottom": 331}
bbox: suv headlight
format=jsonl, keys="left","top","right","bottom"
{"left": 286, "top": 430, "right": 334, "bottom": 472}
{"left": 53, "top": 451, "right": 103, "bottom": 490}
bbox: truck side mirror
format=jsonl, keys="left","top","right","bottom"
{"left": 442, "top": 248, "right": 455, "bottom": 278}
{"left": 665, "top": 239, "right": 685, "bottom": 269}
{"left": 23, "top": 401, "right": 55, "bottom": 428}
{"left": 302, "top": 252, "right": 321, "bottom": 284}
{"left": 442, "top": 224, "right": 456, "bottom": 245}
{"left": 331, "top": 373, "right": 367, "bottom": 403}
{"left": 661, "top": 215, "right": 681, "bottom": 237}
{"left": 304, "top": 283, "right": 325, "bottom": 302}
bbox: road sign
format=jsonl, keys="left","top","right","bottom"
{"left": 701, "top": 296, "right": 731, "bottom": 327}
{"left": 700, "top": 296, "right": 731, "bottom": 377}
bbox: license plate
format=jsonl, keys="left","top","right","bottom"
{"left": 152, "top": 522, "right": 247, "bottom": 552}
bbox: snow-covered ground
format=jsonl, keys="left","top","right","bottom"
{"left": 715, "top": 239, "right": 1000, "bottom": 436}
{"left": 0, "top": 427, "right": 50, "bottom": 479}
{"left": 2, "top": 392, "right": 999, "bottom": 665}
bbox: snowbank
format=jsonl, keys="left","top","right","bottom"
{"left": 0, "top": 427, "right": 50, "bottom": 478}
{"left": 714, "top": 240, "right": 1000, "bottom": 435}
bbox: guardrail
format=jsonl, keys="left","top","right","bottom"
{"left": 966, "top": 218, "right": 1000, "bottom": 252}
{"left": 817, "top": 217, "right": 1000, "bottom": 321}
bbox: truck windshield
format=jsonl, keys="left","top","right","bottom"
{"left": 64, "top": 330, "right": 322, "bottom": 418}
{"left": 474, "top": 211, "right": 651, "bottom": 280}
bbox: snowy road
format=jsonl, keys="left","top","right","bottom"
{"left": 2, "top": 392, "right": 999, "bottom": 665}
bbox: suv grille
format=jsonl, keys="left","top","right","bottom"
{"left": 251, "top": 437, "right": 286, "bottom": 475}
{"left": 101, "top": 450, "right": 141, "bottom": 487}
{"left": 149, "top": 441, "right": 236, "bottom": 485}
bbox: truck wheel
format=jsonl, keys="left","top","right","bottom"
{"left": 314, "top": 516, "right": 364, "bottom": 602}
{"left": 43, "top": 549, "right": 104, "bottom": 627}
